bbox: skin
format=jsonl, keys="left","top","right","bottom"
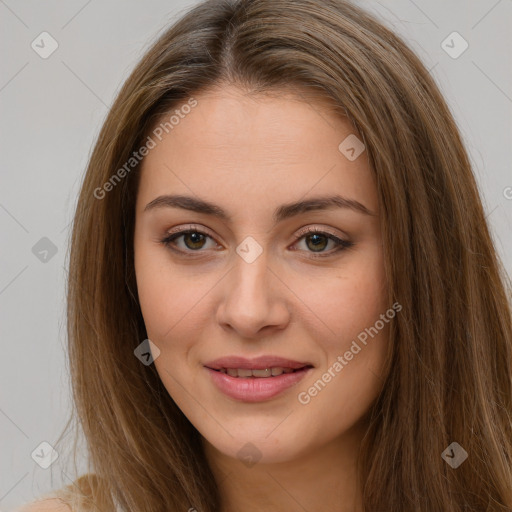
{"left": 134, "top": 84, "right": 390, "bottom": 512}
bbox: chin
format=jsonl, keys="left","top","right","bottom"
{"left": 201, "top": 425, "right": 313, "bottom": 466}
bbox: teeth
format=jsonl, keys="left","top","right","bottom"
{"left": 219, "top": 367, "right": 302, "bottom": 378}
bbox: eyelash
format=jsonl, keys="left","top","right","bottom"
{"left": 160, "top": 225, "right": 353, "bottom": 259}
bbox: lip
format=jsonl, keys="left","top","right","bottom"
{"left": 204, "top": 356, "right": 312, "bottom": 370}
{"left": 204, "top": 356, "right": 314, "bottom": 402}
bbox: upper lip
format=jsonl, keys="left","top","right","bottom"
{"left": 204, "top": 356, "right": 313, "bottom": 370}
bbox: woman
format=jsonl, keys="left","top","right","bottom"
{"left": 18, "top": 0, "right": 512, "bottom": 510}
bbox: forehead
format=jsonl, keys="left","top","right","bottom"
{"left": 136, "top": 85, "right": 377, "bottom": 216}
{"left": 161, "top": 85, "right": 350, "bottom": 155}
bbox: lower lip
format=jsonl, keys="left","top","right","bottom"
{"left": 205, "top": 367, "right": 312, "bottom": 402}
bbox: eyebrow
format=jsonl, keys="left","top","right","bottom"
{"left": 144, "top": 194, "right": 375, "bottom": 222}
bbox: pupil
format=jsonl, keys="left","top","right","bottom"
{"left": 185, "top": 232, "right": 205, "bottom": 249}
{"left": 307, "top": 234, "right": 327, "bottom": 252}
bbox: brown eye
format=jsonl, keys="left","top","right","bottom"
{"left": 304, "top": 233, "right": 329, "bottom": 252}
{"left": 181, "top": 232, "right": 207, "bottom": 250}
{"left": 161, "top": 229, "right": 217, "bottom": 253}
{"left": 293, "top": 228, "right": 353, "bottom": 257}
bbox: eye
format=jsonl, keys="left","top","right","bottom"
{"left": 160, "top": 225, "right": 353, "bottom": 258}
{"left": 291, "top": 227, "right": 353, "bottom": 257}
{"left": 160, "top": 226, "right": 218, "bottom": 254}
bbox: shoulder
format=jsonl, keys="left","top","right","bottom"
{"left": 13, "top": 497, "right": 72, "bottom": 512}
{"left": 13, "top": 473, "right": 103, "bottom": 512}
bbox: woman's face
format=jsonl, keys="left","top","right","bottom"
{"left": 134, "top": 85, "right": 390, "bottom": 465}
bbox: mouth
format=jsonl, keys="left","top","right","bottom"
{"left": 206, "top": 366, "right": 313, "bottom": 378}
{"left": 203, "top": 356, "right": 314, "bottom": 402}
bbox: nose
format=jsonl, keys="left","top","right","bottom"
{"left": 215, "top": 251, "right": 291, "bottom": 339}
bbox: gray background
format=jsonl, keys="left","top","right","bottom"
{"left": 1, "top": 0, "right": 511, "bottom": 509}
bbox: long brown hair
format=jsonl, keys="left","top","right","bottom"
{"left": 55, "top": 0, "right": 512, "bottom": 510}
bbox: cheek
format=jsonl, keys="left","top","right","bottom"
{"left": 135, "top": 253, "right": 169, "bottom": 339}
{"left": 293, "top": 267, "right": 390, "bottom": 440}
{"left": 137, "top": 274, "right": 202, "bottom": 344}
{"left": 292, "top": 246, "right": 389, "bottom": 414}
{"left": 134, "top": 238, "right": 196, "bottom": 331}
{"left": 294, "top": 249, "right": 387, "bottom": 349}
{"left": 134, "top": 243, "right": 188, "bottom": 343}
